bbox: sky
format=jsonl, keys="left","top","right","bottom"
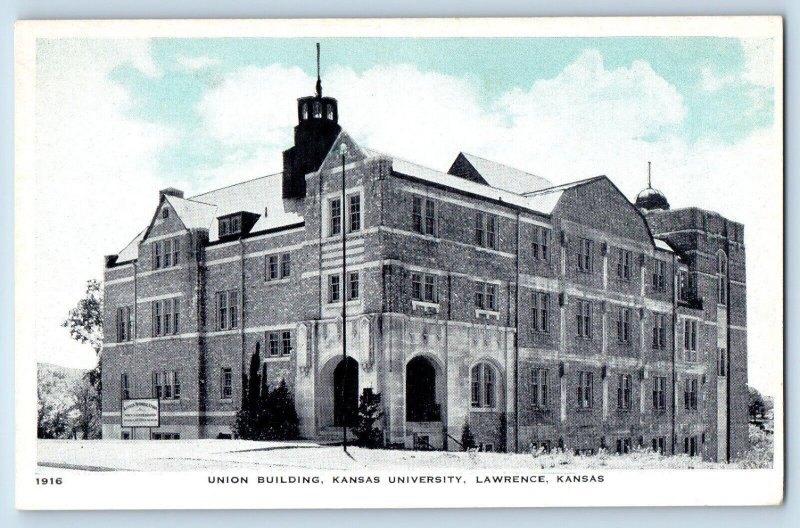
{"left": 32, "top": 37, "right": 780, "bottom": 396}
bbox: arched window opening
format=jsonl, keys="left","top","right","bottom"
{"left": 313, "top": 101, "right": 322, "bottom": 118}
{"left": 326, "top": 103, "right": 334, "bottom": 120}
{"left": 333, "top": 357, "right": 359, "bottom": 427}
{"left": 717, "top": 252, "right": 728, "bottom": 305}
{"left": 471, "top": 362, "right": 496, "bottom": 409}
{"left": 301, "top": 102, "right": 309, "bottom": 120}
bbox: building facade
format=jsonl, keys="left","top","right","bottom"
{"left": 101, "top": 77, "right": 748, "bottom": 460}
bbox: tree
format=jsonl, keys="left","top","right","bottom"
{"left": 353, "top": 389, "right": 384, "bottom": 448}
{"left": 62, "top": 279, "right": 104, "bottom": 439}
{"left": 265, "top": 379, "right": 300, "bottom": 440}
{"left": 748, "top": 385, "right": 767, "bottom": 421}
{"left": 234, "top": 344, "right": 300, "bottom": 441}
{"left": 460, "top": 421, "right": 476, "bottom": 451}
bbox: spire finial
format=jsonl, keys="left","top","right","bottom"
{"left": 315, "top": 42, "right": 322, "bottom": 98}
{"left": 647, "top": 161, "right": 652, "bottom": 189}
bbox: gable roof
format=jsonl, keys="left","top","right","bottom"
{"left": 450, "top": 152, "right": 552, "bottom": 194}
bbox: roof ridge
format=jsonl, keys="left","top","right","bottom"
{"left": 189, "top": 172, "right": 282, "bottom": 200}
{"left": 462, "top": 151, "right": 541, "bottom": 176}
{"left": 523, "top": 175, "right": 606, "bottom": 196}
{"left": 167, "top": 194, "right": 217, "bottom": 207}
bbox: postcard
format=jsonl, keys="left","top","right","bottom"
{"left": 15, "top": 16, "right": 783, "bottom": 509}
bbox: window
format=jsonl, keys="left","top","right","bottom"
{"left": 717, "top": 252, "right": 728, "bottom": 305}
{"left": 162, "top": 208, "right": 169, "bottom": 219}
{"left": 326, "top": 103, "right": 334, "bottom": 120}
{"left": 265, "top": 330, "right": 294, "bottom": 357}
{"left": 652, "top": 313, "right": 667, "bottom": 349}
{"left": 532, "top": 368, "right": 549, "bottom": 408}
{"left": 616, "top": 307, "right": 631, "bottom": 343}
{"left": 616, "top": 438, "right": 632, "bottom": 455}
{"left": 474, "top": 281, "right": 498, "bottom": 311}
{"left": 152, "top": 298, "right": 179, "bottom": 337}
{"left": 684, "top": 319, "right": 698, "bottom": 361}
{"left": 412, "top": 195, "right": 436, "bottom": 236}
{"left": 313, "top": 101, "right": 322, "bottom": 118}
{"left": 471, "top": 363, "right": 496, "bottom": 408}
{"left": 219, "top": 215, "right": 241, "bottom": 236}
{"left": 617, "top": 374, "right": 632, "bottom": 410}
{"left": 268, "top": 332, "right": 280, "bottom": 357}
{"left": 120, "top": 374, "right": 130, "bottom": 400}
{"left": 652, "top": 376, "right": 667, "bottom": 410}
{"left": 576, "top": 300, "right": 592, "bottom": 338}
{"left": 652, "top": 260, "right": 667, "bottom": 292}
{"left": 220, "top": 368, "right": 232, "bottom": 399}
{"left": 718, "top": 348, "right": 727, "bottom": 377}
{"left": 280, "top": 253, "right": 291, "bottom": 279}
{"left": 475, "top": 212, "right": 498, "bottom": 249}
{"left": 116, "top": 306, "right": 132, "bottom": 342}
{"left": 266, "top": 253, "right": 290, "bottom": 281}
{"left": 329, "top": 198, "right": 342, "bottom": 236}
{"left": 348, "top": 271, "right": 360, "bottom": 301}
{"left": 532, "top": 292, "right": 550, "bottom": 333}
{"left": 152, "top": 239, "right": 179, "bottom": 269}
{"left": 411, "top": 272, "right": 437, "bottom": 303}
{"left": 281, "top": 330, "right": 292, "bottom": 356}
{"left": 577, "top": 238, "right": 594, "bottom": 272}
{"left": 153, "top": 241, "right": 162, "bottom": 269}
{"left": 652, "top": 436, "right": 666, "bottom": 455}
{"left": 301, "top": 102, "right": 309, "bottom": 120}
{"left": 532, "top": 226, "right": 551, "bottom": 261}
{"left": 577, "top": 371, "right": 594, "bottom": 409}
{"left": 216, "top": 290, "right": 239, "bottom": 330}
{"left": 163, "top": 239, "right": 173, "bottom": 267}
{"left": 328, "top": 274, "right": 341, "bottom": 303}
{"left": 153, "top": 370, "right": 180, "bottom": 400}
{"left": 348, "top": 194, "right": 361, "bottom": 232}
{"left": 684, "top": 378, "right": 699, "bottom": 411}
{"left": 152, "top": 432, "right": 180, "bottom": 440}
{"left": 616, "top": 249, "right": 632, "bottom": 280}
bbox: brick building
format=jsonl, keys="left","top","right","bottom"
{"left": 101, "top": 73, "right": 748, "bottom": 460}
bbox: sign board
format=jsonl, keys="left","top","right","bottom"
{"left": 121, "top": 399, "right": 160, "bottom": 428}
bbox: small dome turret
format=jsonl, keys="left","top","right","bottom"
{"left": 635, "top": 162, "right": 670, "bottom": 212}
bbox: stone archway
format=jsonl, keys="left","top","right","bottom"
{"left": 333, "top": 357, "right": 359, "bottom": 427}
{"left": 406, "top": 356, "right": 441, "bottom": 422}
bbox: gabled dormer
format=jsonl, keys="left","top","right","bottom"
{"left": 217, "top": 211, "right": 260, "bottom": 241}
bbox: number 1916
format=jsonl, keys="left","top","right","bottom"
{"left": 36, "top": 477, "right": 62, "bottom": 485}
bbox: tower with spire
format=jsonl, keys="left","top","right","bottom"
{"left": 282, "top": 43, "right": 342, "bottom": 199}
{"left": 635, "top": 161, "right": 670, "bottom": 211}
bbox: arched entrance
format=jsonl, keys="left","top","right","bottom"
{"left": 406, "top": 356, "right": 441, "bottom": 422}
{"left": 333, "top": 357, "right": 359, "bottom": 427}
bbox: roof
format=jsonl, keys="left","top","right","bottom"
{"left": 654, "top": 238, "right": 675, "bottom": 253}
{"left": 165, "top": 195, "right": 217, "bottom": 231}
{"left": 457, "top": 153, "right": 552, "bottom": 194}
{"left": 190, "top": 173, "right": 303, "bottom": 242}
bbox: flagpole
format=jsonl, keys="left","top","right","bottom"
{"left": 340, "top": 142, "right": 348, "bottom": 453}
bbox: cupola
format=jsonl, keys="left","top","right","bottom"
{"left": 282, "top": 43, "right": 342, "bottom": 199}
{"left": 635, "top": 162, "right": 670, "bottom": 212}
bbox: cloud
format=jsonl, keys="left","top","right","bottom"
{"left": 741, "top": 39, "right": 775, "bottom": 87}
{"left": 176, "top": 54, "right": 220, "bottom": 71}
{"left": 699, "top": 66, "right": 737, "bottom": 92}
{"left": 33, "top": 39, "right": 174, "bottom": 368}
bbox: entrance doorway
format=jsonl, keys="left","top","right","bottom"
{"left": 333, "top": 357, "right": 359, "bottom": 426}
{"left": 406, "top": 356, "right": 441, "bottom": 422}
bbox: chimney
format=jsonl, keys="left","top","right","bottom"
{"left": 159, "top": 187, "right": 184, "bottom": 199}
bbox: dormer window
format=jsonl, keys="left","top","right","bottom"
{"left": 219, "top": 215, "right": 241, "bottom": 237}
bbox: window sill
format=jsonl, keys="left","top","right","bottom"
{"left": 264, "top": 356, "right": 291, "bottom": 362}
{"left": 160, "top": 398, "right": 181, "bottom": 404}
{"left": 266, "top": 278, "right": 291, "bottom": 285}
{"left": 412, "top": 300, "right": 440, "bottom": 313}
{"left": 219, "top": 398, "right": 233, "bottom": 403}
{"left": 475, "top": 309, "right": 500, "bottom": 320}
{"left": 470, "top": 406, "right": 498, "bottom": 413}
{"left": 327, "top": 299, "right": 363, "bottom": 307}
